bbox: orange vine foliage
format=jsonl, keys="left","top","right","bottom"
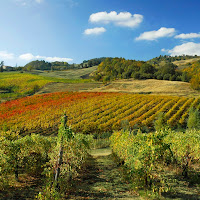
{"left": 0, "top": 92, "right": 199, "bottom": 134}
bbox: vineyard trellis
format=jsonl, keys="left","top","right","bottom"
{"left": 1, "top": 92, "right": 200, "bottom": 135}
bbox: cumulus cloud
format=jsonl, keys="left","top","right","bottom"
{"left": 175, "top": 33, "right": 200, "bottom": 39}
{"left": 136, "top": 27, "right": 176, "bottom": 41}
{"left": 84, "top": 27, "right": 106, "bottom": 35}
{"left": 162, "top": 42, "right": 200, "bottom": 56}
{"left": 89, "top": 11, "right": 143, "bottom": 28}
{"left": 19, "top": 53, "right": 73, "bottom": 62}
{"left": 0, "top": 51, "right": 15, "bottom": 60}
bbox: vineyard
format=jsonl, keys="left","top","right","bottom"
{"left": 0, "top": 72, "right": 92, "bottom": 102}
{"left": 1, "top": 91, "right": 200, "bottom": 199}
{"left": 1, "top": 91, "right": 200, "bottom": 135}
{"left": 110, "top": 129, "right": 200, "bottom": 195}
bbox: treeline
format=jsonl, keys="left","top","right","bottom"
{"left": 184, "top": 60, "right": 200, "bottom": 90}
{"left": 0, "top": 57, "right": 110, "bottom": 72}
{"left": 80, "top": 57, "right": 109, "bottom": 68}
{"left": 94, "top": 57, "right": 189, "bottom": 83}
{"left": 148, "top": 55, "right": 200, "bottom": 66}
{"left": 24, "top": 60, "right": 71, "bottom": 71}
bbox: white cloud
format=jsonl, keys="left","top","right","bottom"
{"left": 44, "top": 56, "right": 73, "bottom": 62}
{"left": 35, "top": 0, "right": 43, "bottom": 3}
{"left": 89, "top": 11, "right": 143, "bottom": 28}
{"left": 175, "top": 33, "right": 200, "bottom": 39}
{"left": 19, "top": 53, "right": 73, "bottom": 62}
{"left": 163, "top": 42, "right": 200, "bottom": 56}
{"left": 0, "top": 51, "right": 15, "bottom": 60}
{"left": 136, "top": 27, "right": 176, "bottom": 41}
{"left": 84, "top": 27, "right": 106, "bottom": 35}
{"left": 19, "top": 53, "right": 35, "bottom": 60}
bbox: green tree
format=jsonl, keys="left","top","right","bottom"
{"left": 187, "top": 108, "right": 200, "bottom": 130}
{"left": 0, "top": 61, "right": 4, "bottom": 72}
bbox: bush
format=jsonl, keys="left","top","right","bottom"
{"left": 163, "top": 74, "right": 171, "bottom": 80}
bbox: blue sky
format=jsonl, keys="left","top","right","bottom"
{"left": 1, "top": 0, "right": 200, "bottom": 66}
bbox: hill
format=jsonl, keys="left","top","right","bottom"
{"left": 148, "top": 55, "right": 200, "bottom": 67}
{"left": 29, "top": 65, "right": 98, "bottom": 79}
{"left": 93, "top": 57, "right": 188, "bottom": 83}
{"left": 0, "top": 66, "right": 98, "bottom": 102}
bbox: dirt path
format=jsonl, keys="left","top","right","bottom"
{"left": 68, "top": 148, "right": 141, "bottom": 200}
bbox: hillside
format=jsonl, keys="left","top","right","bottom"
{"left": 0, "top": 67, "right": 98, "bottom": 102}
{"left": 29, "top": 65, "right": 98, "bottom": 79}
{"left": 173, "top": 58, "right": 200, "bottom": 69}
{"left": 148, "top": 55, "right": 200, "bottom": 67}
{"left": 90, "top": 79, "right": 200, "bottom": 97}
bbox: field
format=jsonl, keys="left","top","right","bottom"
{"left": 90, "top": 79, "right": 200, "bottom": 97}
{"left": 1, "top": 91, "right": 200, "bottom": 135}
{"left": 0, "top": 70, "right": 95, "bottom": 102}
{"left": 28, "top": 65, "right": 98, "bottom": 79}
{"left": 1, "top": 70, "right": 200, "bottom": 199}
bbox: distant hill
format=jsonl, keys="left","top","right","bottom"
{"left": 148, "top": 55, "right": 200, "bottom": 67}
{"left": 93, "top": 57, "right": 186, "bottom": 83}
{"left": 78, "top": 57, "right": 111, "bottom": 68}
{"left": 23, "top": 58, "right": 111, "bottom": 71}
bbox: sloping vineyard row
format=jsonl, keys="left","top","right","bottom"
{"left": 0, "top": 92, "right": 199, "bottom": 135}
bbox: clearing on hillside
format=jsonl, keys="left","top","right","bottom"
{"left": 90, "top": 79, "right": 200, "bottom": 97}
{"left": 35, "top": 79, "right": 200, "bottom": 97}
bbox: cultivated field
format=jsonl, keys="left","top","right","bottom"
{"left": 1, "top": 91, "right": 200, "bottom": 135}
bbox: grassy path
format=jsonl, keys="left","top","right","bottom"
{"left": 68, "top": 148, "right": 141, "bottom": 200}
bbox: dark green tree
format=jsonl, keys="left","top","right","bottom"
{"left": 0, "top": 61, "right": 4, "bottom": 72}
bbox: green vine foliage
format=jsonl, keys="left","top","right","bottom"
{"left": 37, "top": 115, "right": 93, "bottom": 199}
{"left": 110, "top": 128, "right": 200, "bottom": 194}
{"left": 164, "top": 129, "right": 200, "bottom": 178}
{"left": 0, "top": 130, "right": 54, "bottom": 189}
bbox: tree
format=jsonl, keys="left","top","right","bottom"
{"left": 187, "top": 108, "right": 200, "bottom": 130}
{"left": 0, "top": 61, "right": 4, "bottom": 72}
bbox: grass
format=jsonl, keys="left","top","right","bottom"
{"left": 69, "top": 148, "right": 200, "bottom": 199}
{"left": 173, "top": 58, "right": 200, "bottom": 70}
{"left": 90, "top": 79, "right": 200, "bottom": 97}
{"left": 68, "top": 148, "right": 141, "bottom": 200}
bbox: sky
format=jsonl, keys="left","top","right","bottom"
{"left": 1, "top": 0, "right": 200, "bottom": 66}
